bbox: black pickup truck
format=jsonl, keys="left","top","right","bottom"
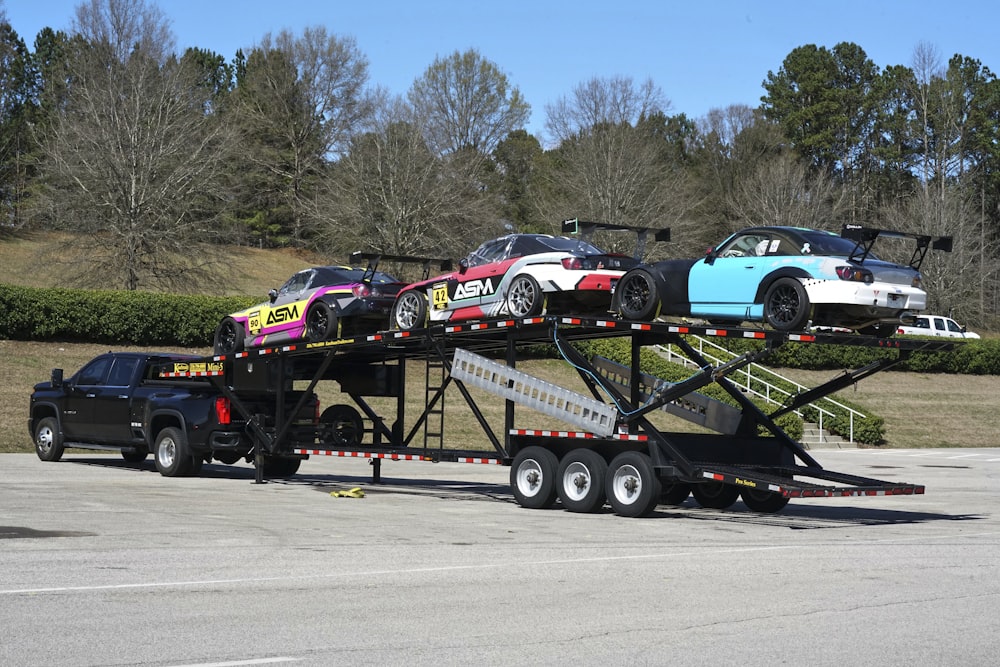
{"left": 29, "top": 351, "right": 316, "bottom": 477}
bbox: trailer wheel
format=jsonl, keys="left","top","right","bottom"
{"left": 320, "top": 404, "right": 364, "bottom": 447}
{"left": 263, "top": 456, "right": 302, "bottom": 478}
{"left": 557, "top": 449, "right": 607, "bottom": 513}
{"left": 691, "top": 481, "right": 740, "bottom": 509}
{"left": 154, "top": 427, "right": 194, "bottom": 477}
{"left": 660, "top": 482, "right": 691, "bottom": 506}
{"left": 393, "top": 291, "right": 428, "bottom": 331}
{"left": 616, "top": 269, "right": 661, "bottom": 321}
{"left": 605, "top": 451, "right": 661, "bottom": 517}
{"left": 121, "top": 447, "right": 148, "bottom": 463}
{"left": 740, "top": 488, "right": 790, "bottom": 513}
{"left": 510, "top": 447, "right": 559, "bottom": 509}
{"left": 33, "top": 417, "right": 64, "bottom": 462}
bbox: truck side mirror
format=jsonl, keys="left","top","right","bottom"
{"left": 51, "top": 368, "right": 64, "bottom": 388}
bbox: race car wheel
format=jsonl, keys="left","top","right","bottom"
{"left": 34, "top": 417, "right": 64, "bottom": 462}
{"left": 763, "top": 277, "right": 811, "bottom": 332}
{"left": 213, "top": 317, "right": 244, "bottom": 355}
{"left": 507, "top": 274, "right": 545, "bottom": 318}
{"left": 616, "top": 269, "right": 661, "bottom": 321}
{"left": 306, "top": 301, "right": 338, "bottom": 342}
{"left": 319, "top": 404, "right": 364, "bottom": 447}
{"left": 393, "top": 291, "right": 428, "bottom": 331}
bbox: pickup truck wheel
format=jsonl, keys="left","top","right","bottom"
{"left": 34, "top": 417, "right": 64, "bottom": 462}
{"left": 121, "top": 447, "right": 148, "bottom": 463}
{"left": 263, "top": 456, "right": 302, "bottom": 478}
{"left": 320, "top": 404, "right": 363, "bottom": 447}
{"left": 214, "top": 317, "right": 244, "bottom": 355}
{"left": 154, "top": 427, "right": 193, "bottom": 477}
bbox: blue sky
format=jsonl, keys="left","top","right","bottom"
{"left": 5, "top": 0, "right": 997, "bottom": 141}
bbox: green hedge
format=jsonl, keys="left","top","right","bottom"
{"left": 0, "top": 283, "right": 255, "bottom": 347}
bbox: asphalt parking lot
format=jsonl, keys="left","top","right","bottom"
{"left": 2, "top": 448, "right": 999, "bottom": 666}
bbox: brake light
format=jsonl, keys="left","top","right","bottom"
{"left": 562, "top": 257, "right": 584, "bottom": 270}
{"left": 314, "top": 397, "right": 321, "bottom": 425}
{"left": 352, "top": 284, "right": 372, "bottom": 298}
{"left": 215, "top": 396, "right": 231, "bottom": 425}
{"left": 836, "top": 266, "right": 874, "bottom": 283}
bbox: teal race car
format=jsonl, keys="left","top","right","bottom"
{"left": 612, "top": 225, "right": 952, "bottom": 334}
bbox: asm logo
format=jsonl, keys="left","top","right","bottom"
{"left": 267, "top": 304, "right": 301, "bottom": 325}
{"left": 455, "top": 278, "right": 497, "bottom": 300}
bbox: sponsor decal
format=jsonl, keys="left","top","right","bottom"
{"left": 172, "top": 363, "right": 189, "bottom": 373}
{"left": 734, "top": 477, "right": 757, "bottom": 488}
{"left": 266, "top": 304, "right": 301, "bottom": 325}
{"left": 432, "top": 282, "right": 448, "bottom": 310}
{"left": 454, "top": 278, "right": 497, "bottom": 300}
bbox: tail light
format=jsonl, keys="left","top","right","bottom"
{"left": 352, "top": 284, "right": 372, "bottom": 298}
{"left": 835, "top": 266, "right": 874, "bottom": 283}
{"left": 912, "top": 274, "right": 923, "bottom": 289}
{"left": 215, "top": 396, "right": 231, "bottom": 425}
{"left": 561, "top": 257, "right": 584, "bottom": 270}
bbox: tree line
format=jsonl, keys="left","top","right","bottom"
{"left": 1, "top": 0, "right": 997, "bottom": 328}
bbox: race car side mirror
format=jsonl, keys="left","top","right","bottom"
{"left": 704, "top": 247, "right": 717, "bottom": 265}
{"left": 458, "top": 258, "right": 469, "bottom": 275}
{"left": 268, "top": 288, "right": 278, "bottom": 303}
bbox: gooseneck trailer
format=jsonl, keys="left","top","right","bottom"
{"left": 154, "top": 316, "right": 957, "bottom": 517}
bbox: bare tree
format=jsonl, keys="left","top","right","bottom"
{"left": 407, "top": 49, "right": 529, "bottom": 158}
{"left": 325, "top": 96, "right": 501, "bottom": 263}
{"left": 544, "top": 75, "right": 667, "bottom": 145}
{"left": 33, "top": 0, "right": 236, "bottom": 291}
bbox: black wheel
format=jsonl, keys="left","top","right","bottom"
{"left": 740, "top": 488, "right": 791, "bottom": 513}
{"left": 319, "top": 404, "right": 364, "bottom": 447}
{"left": 33, "top": 417, "right": 64, "bottom": 462}
{"left": 556, "top": 449, "right": 608, "bottom": 513}
{"left": 506, "top": 274, "right": 546, "bottom": 318}
{"left": 605, "top": 451, "right": 661, "bottom": 517}
{"left": 263, "top": 456, "right": 302, "bottom": 478}
{"left": 393, "top": 290, "right": 428, "bottom": 331}
{"left": 510, "top": 446, "right": 559, "bottom": 509}
{"left": 763, "top": 278, "right": 811, "bottom": 331}
{"left": 121, "top": 447, "right": 148, "bottom": 463}
{"left": 691, "top": 481, "right": 741, "bottom": 509}
{"left": 214, "top": 317, "right": 244, "bottom": 355}
{"left": 306, "top": 301, "right": 338, "bottom": 342}
{"left": 154, "top": 427, "right": 194, "bottom": 477}
{"left": 660, "top": 482, "right": 691, "bottom": 506}
{"left": 616, "top": 269, "right": 661, "bottom": 321}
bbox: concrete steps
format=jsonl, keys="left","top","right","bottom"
{"left": 800, "top": 422, "right": 849, "bottom": 449}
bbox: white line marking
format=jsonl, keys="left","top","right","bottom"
{"left": 173, "top": 659, "right": 298, "bottom": 667}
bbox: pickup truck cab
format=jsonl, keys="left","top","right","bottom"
{"left": 896, "top": 315, "right": 980, "bottom": 339}
{"left": 29, "top": 352, "right": 315, "bottom": 477}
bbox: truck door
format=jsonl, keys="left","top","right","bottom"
{"left": 90, "top": 357, "right": 141, "bottom": 443}
{"left": 62, "top": 356, "right": 113, "bottom": 440}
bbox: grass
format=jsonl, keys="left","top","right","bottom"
{"left": 3, "top": 231, "right": 998, "bottom": 453}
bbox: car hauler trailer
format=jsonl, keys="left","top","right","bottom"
{"left": 153, "top": 316, "right": 959, "bottom": 517}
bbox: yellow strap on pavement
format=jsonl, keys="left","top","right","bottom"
{"left": 330, "top": 487, "right": 365, "bottom": 498}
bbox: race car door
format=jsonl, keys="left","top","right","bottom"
{"left": 437, "top": 238, "right": 511, "bottom": 319}
{"left": 687, "top": 231, "right": 771, "bottom": 320}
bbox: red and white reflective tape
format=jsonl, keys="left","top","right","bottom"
{"left": 292, "top": 449, "right": 502, "bottom": 464}
{"left": 509, "top": 428, "right": 648, "bottom": 442}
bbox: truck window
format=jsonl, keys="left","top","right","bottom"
{"left": 933, "top": 318, "right": 945, "bottom": 331}
{"left": 76, "top": 357, "right": 112, "bottom": 385}
{"left": 947, "top": 319, "right": 963, "bottom": 333}
{"left": 107, "top": 358, "right": 140, "bottom": 386}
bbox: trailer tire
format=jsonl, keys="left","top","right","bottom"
{"left": 34, "top": 417, "right": 64, "bottom": 462}
{"left": 557, "top": 449, "right": 607, "bottom": 513}
{"left": 263, "top": 456, "right": 302, "bottom": 478}
{"left": 510, "top": 447, "right": 559, "bottom": 509}
{"left": 691, "top": 481, "right": 740, "bottom": 509}
{"left": 740, "top": 488, "right": 790, "bottom": 513}
{"left": 154, "top": 427, "right": 193, "bottom": 477}
{"left": 605, "top": 451, "right": 661, "bottom": 517}
{"left": 320, "top": 404, "right": 364, "bottom": 447}
{"left": 660, "top": 482, "right": 691, "bottom": 506}
{"left": 121, "top": 447, "right": 148, "bottom": 463}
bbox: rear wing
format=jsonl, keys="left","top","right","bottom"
{"left": 840, "top": 224, "right": 952, "bottom": 271}
{"left": 561, "top": 218, "right": 671, "bottom": 260}
{"left": 350, "top": 251, "right": 454, "bottom": 282}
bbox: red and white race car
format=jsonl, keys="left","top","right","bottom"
{"left": 391, "top": 225, "right": 657, "bottom": 330}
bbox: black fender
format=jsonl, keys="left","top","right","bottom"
{"left": 29, "top": 402, "right": 63, "bottom": 437}
{"left": 754, "top": 267, "right": 813, "bottom": 303}
{"left": 627, "top": 259, "right": 699, "bottom": 316}
{"left": 147, "top": 408, "right": 187, "bottom": 449}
